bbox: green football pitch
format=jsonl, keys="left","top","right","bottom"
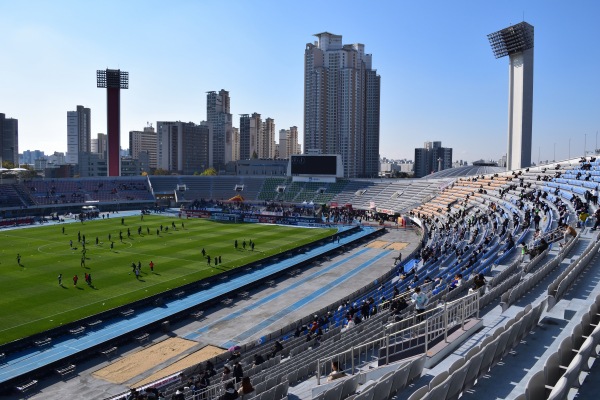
{"left": 0, "top": 215, "right": 336, "bottom": 345}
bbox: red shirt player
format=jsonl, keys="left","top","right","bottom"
{"left": 73, "top": 275, "right": 78, "bottom": 286}
{"left": 149, "top": 261, "right": 154, "bottom": 272}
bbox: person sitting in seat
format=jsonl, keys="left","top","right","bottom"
{"left": 237, "top": 377, "right": 254, "bottom": 399}
{"left": 449, "top": 274, "right": 463, "bottom": 291}
{"left": 327, "top": 361, "right": 347, "bottom": 382}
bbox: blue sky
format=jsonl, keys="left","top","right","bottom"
{"left": 1, "top": 0, "right": 599, "bottom": 163}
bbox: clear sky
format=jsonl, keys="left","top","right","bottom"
{"left": 1, "top": 0, "right": 599, "bottom": 164}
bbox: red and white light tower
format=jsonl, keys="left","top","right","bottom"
{"left": 97, "top": 69, "right": 129, "bottom": 176}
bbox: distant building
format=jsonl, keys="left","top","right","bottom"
{"left": 46, "top": 152, "right": 66, "bottom": 166}
{"left": 20, "top": 150, "right": 44, "bottom": 165}
{"left": 0, "top": 113, "right": 19, "bottom": 165}
{"left": 497, "top": 154, "right": 507, "bottom": 168}
{"left": 206, "top": 90, "right": 233, "bottom": 170}
{"left": 232, "top": 127, "right": 240, "bottom": 162}
{"left": 156, "top": 121, "right": 210, "bottom": 174}
{"left": 259, "top": 117, "right": 276, "bottom": 159}
{"left": 239, "top": 113, "right": 262, "bottom": 160}
{"left": 129, "top": 125, "right": 157, "bottom": 168}
{"left": 78, "top": 152, "right": 106, "bottom": 177}
{"left": 91, "top": 133, "right": 107, "bottom": 157}
{"left": 414, "top": 141, "right": 453, "bottom": 178}
{"left": 66, "top": 105, "right": 91, "bottom": 165}
{"left": 121, "top": 153, "right": 149, "bottom": 176}
{"left": 452, "top": 160, "right": 468, "bottom": 168}
{"left": 304, "top": 32, "right": 380, "bottom": 178}
{"left": 379, "top": 161, "right": 414, "bottom": 177}
{"left": 277, "top": 126, "right": 301, "bottom": 160}
{"left": 34, "top": 157, "right": 47, "bottom": 171}
{"left": 278, "top": 129, "right": 287, "bottom": 159}
{"left": 97, "top": 133, "right": 107, "bottom": 156}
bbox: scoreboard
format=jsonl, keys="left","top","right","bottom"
{"left": 290, "top": 155, "right": 338, "bottom": 175}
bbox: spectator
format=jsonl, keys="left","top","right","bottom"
{"left": 449, "top": 274, "right": 463, "bottom": 291}
{"left": 172, "top": 389, "right": 185, "bottom": 400}
{"left": 561, "top": 224, "right": 577, "bottom": 247}
{"left": 471, "top": 274, "right": 487, "bottom": 295}
{"left": 592, "top": 208, "right": 600, "bottom": 230}
{"left": 232, "top": 360, "right": 243, "bottom": 383}
{"left": 327, "top": 361, "right": 347, "bottom": 382}
{"left": 220, "top": 382, "right": 238, "bottom": 400}
{"left": 411, "top": 287, "right": 429, "bottom": 321}
{"left": 205, "top": 360, "right": 217, "bottom": 377}
{"left": 237, "top": 377, "right": 254, "bottom": 399}
{"left": 578, "top": 210, "right": 589, "bottom": 228}
{"left": 253, "top": 353, "right": 265, "bottom": 366}
{"left": 270, "top": 340, "right": 283, "bottom": 358}
{"left": 221, "top": 365, "right": 232, "bottom": 385}
{"left": 197, "top": 370, "right": 210, "bottom": 393}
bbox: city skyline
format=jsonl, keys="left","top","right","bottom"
{"left": 1, "top": 1, "right": 599, "bottom": 164}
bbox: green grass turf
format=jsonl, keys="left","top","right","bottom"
{"left": 0, "top": 215, "right": 336, "bottom": 345}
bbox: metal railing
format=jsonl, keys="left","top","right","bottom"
{"left": 316, "top": 292, "right": 479, "bottom": 384}
{"left": 186, "top": 377, "right": 238, "bottom": 400}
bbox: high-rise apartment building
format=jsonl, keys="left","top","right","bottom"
{"left": 129, "top": 125, "right": 157, "bottom": 168}
{"left": 66, "top": 105, "right": 91, "bottom": 164}
{"left": 259, "top": 117, "right": 275, "bottom": 159}
{"left": 232, "top": 127, "right": 240, "bottom": 162}
{"left": 304, "top": 32, "right": 380, "bottom": 178}
{"left": 156, "top": 121, "right": 209, "bottom": 174}
{"left": 0, "top": 113, "right": 18, "bottom": 165}
{"left": 97, "top": 133, "right": 107, "bottom": 157}
{"left": 288, "top": 126, "right": 300, "bottom": 158}
{"left": 206, "top": 90, "right": 233, "bottom": 170}
{"left": 239, "top": 113, "right": 261, "bottom": 160}
{"left": 414, "top": 141, "right": 453, "bottom": 178}
{"left": 276, "top": 126, "right": 301, "bottom": 160}
{"left": 91, "top": 133, "right": 108, "bottom": 157}
{"left": 278, "top": 129, "right": 288, "bottom": 159}
{"left": 364, "top": 69, "right": 381, "bottom": 177}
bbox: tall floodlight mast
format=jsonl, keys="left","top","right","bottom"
{"left": 488, "top": 22, "right": 534, "bottom": 170}
{"left": 97, "top": 69, "right": 129, "bottom": 176}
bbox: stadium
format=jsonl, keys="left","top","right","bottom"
{"left": 1, "top": 154, "right": 600, "bottom": 400}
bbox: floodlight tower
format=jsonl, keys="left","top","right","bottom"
{"left": 488, "top": 22, "right": 534, "bottom": 170}
{"left": 97, "top": 69, "right": 129, "bottom": 176}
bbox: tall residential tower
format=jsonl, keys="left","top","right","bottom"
{"left": 66, "top": 105, "right": 91, "bottom": 165}
{"left": 206, "top": 90, "right": 233, "bottom": 170}
{"left": 239, "top": 113, "right": 262, "bottom": 160}
{"left": 0, "top": 113, "right": 18, "bottom": 165}
{"left": 304, "top": 32, "right": 380, "bottom": 178}
{"left": 488, "top": 22, "right": 534, "bottom": 170}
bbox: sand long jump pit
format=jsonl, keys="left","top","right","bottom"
{"left": 367, "top": 240, "right": 389, "bottom": 249}
{"left": 93, "top": 337, "right": 223, "bottom": 386}
{"left": 367, "top": 241, "right": 409, "bottom": 250}
{"left": 387, "top": 242, "right": 409, "bottom": 251}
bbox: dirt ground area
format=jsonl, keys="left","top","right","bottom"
{"left": 92, "top": 337, "right": 200, "bottom": 384}
{"left": 367, "top": 240, "right": 389, "bottom": 248}
{"left": 131, "top": 345, "right": 225, "bottom": 387}
{"left": 387, "top": 242, "right": 409, "bottom": 251}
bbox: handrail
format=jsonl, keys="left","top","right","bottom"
{"left": 316, "top": 292, "right": 479, "bottom": 385}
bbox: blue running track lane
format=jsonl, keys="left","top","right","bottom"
{"left": 184, "top": 247, "right": 373, "bottom": 340}
{"left": 221, "top": 249, "right": 392, "bottom": 348}
{"left": 0, "top": 226, "right": 377, "bottom": 385}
